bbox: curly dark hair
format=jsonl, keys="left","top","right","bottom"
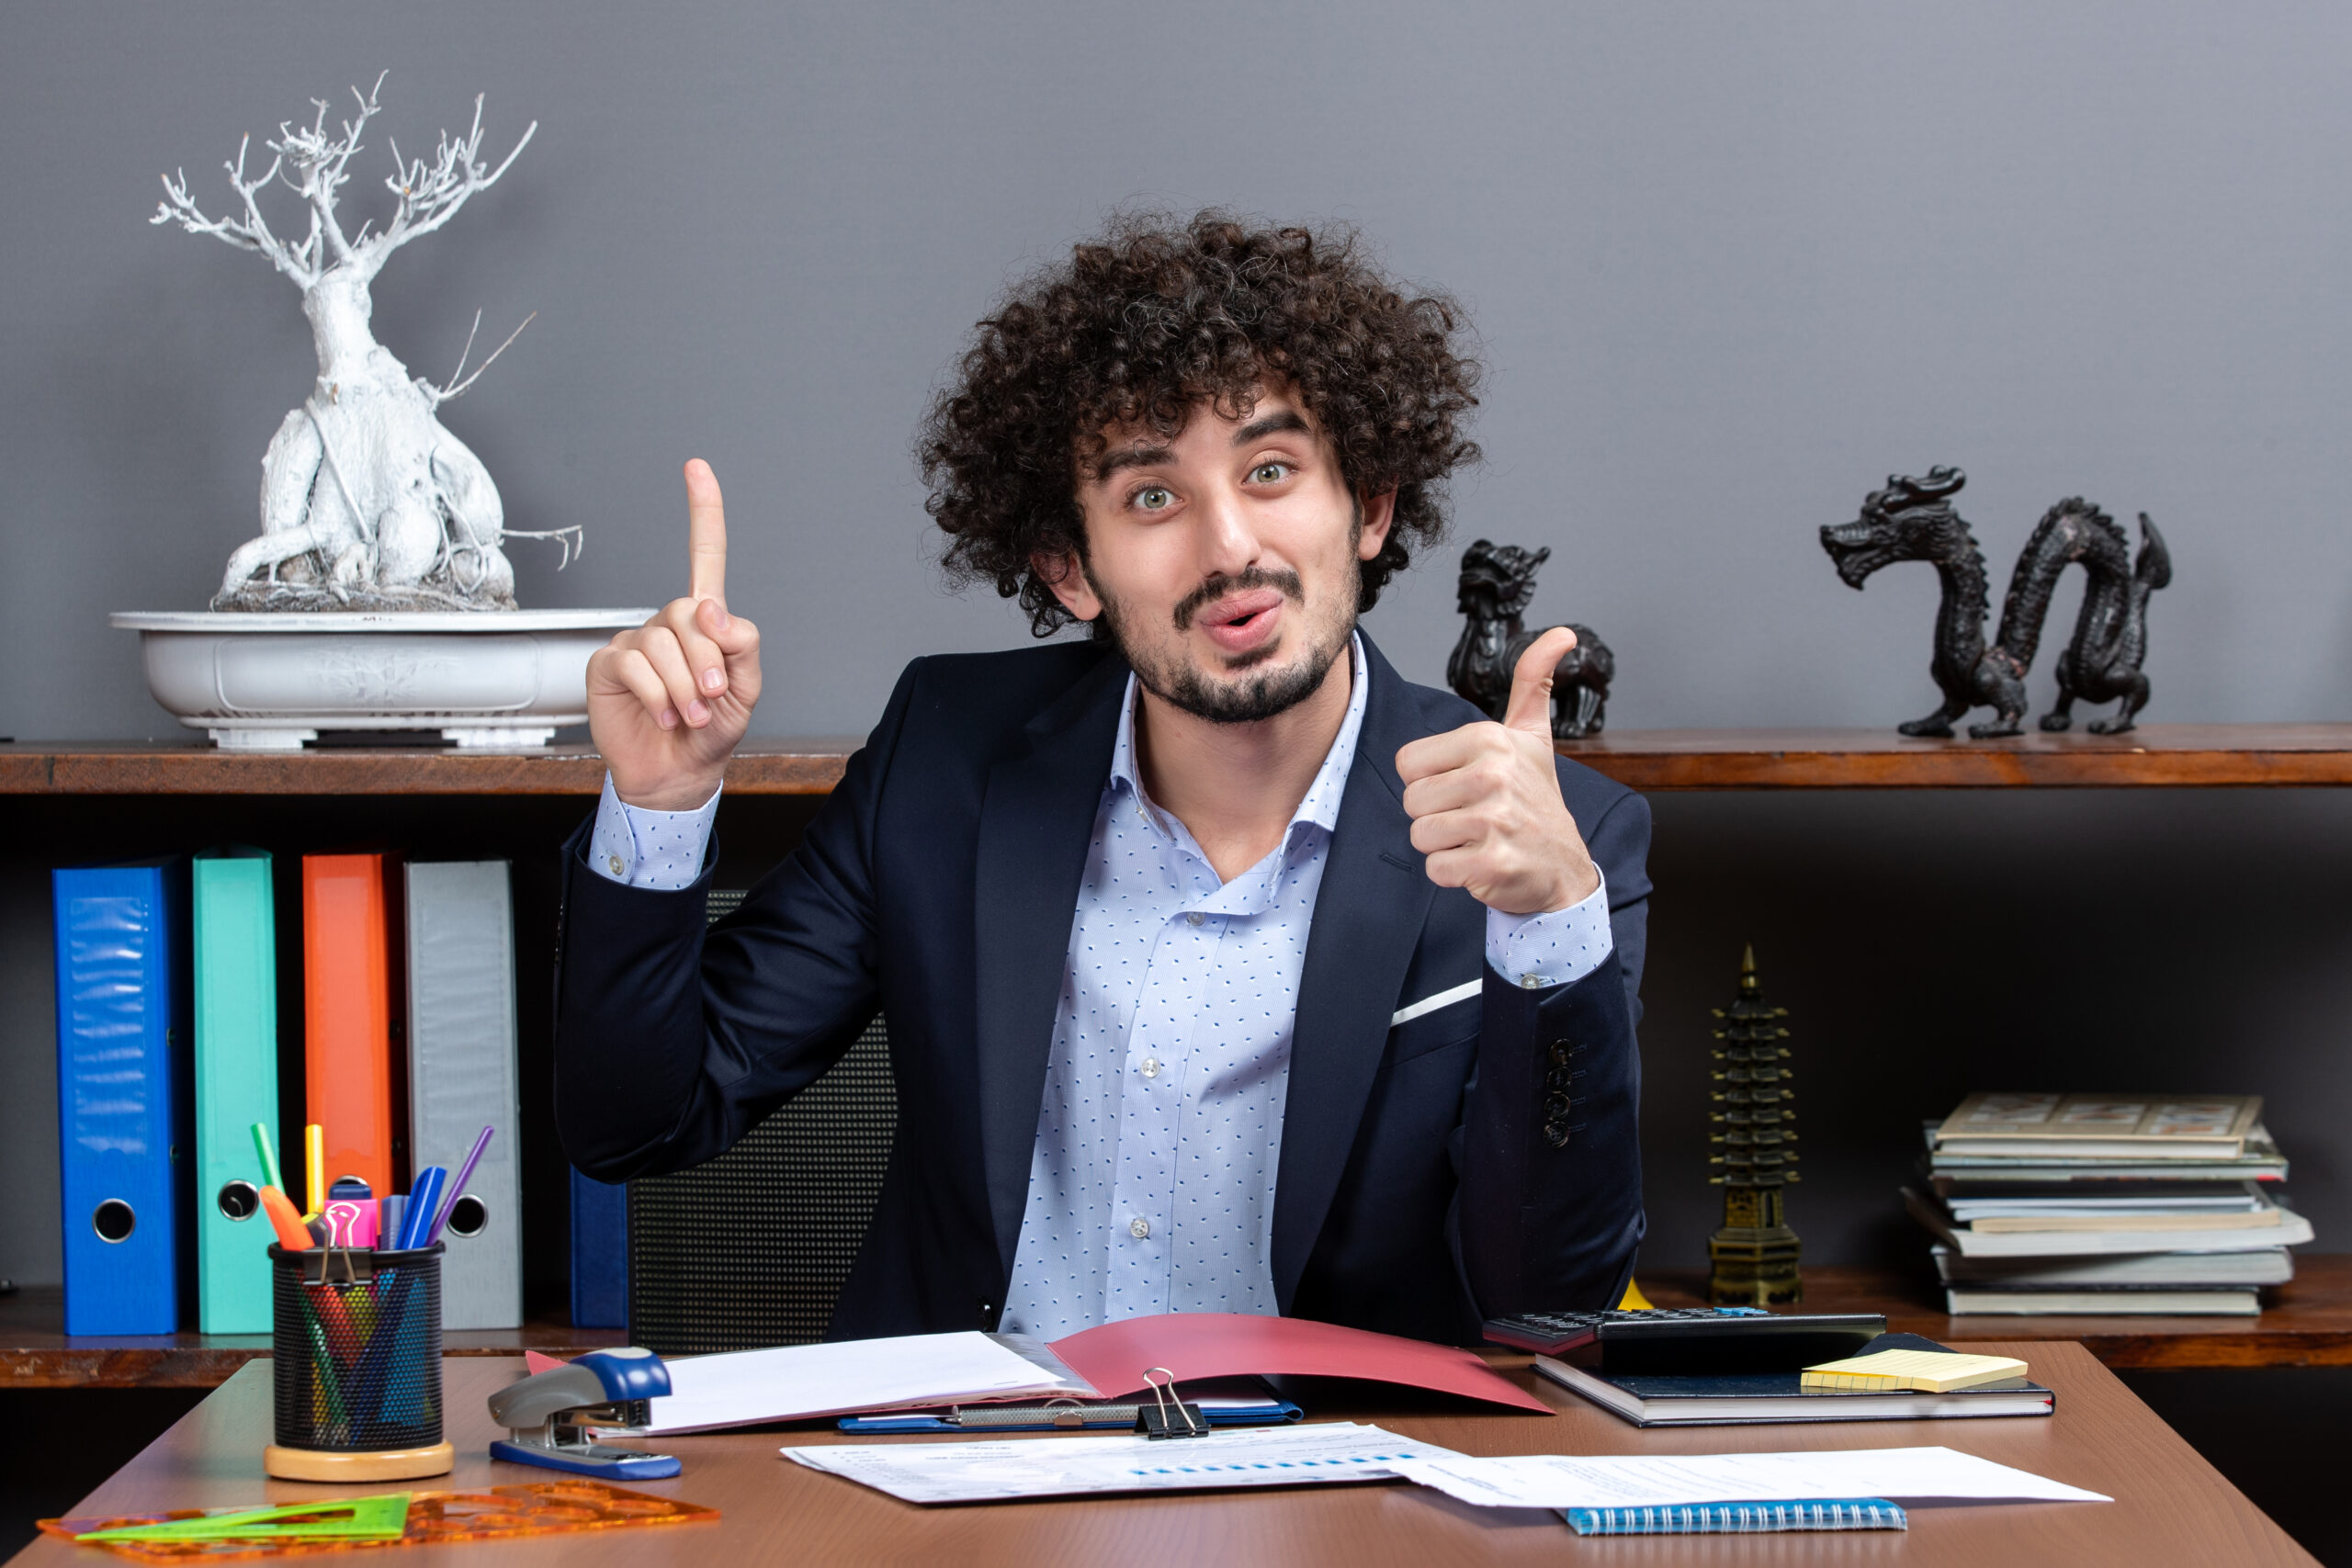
{"left": 920, "top": 210, "right": 1483, "bottom": 637}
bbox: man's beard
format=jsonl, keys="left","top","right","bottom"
{"left": 1091, "top": 562, "right": 1353, "bottom": 726}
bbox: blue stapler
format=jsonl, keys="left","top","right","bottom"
{"left": 487, "top": 1348, "right": 681, "bottom": 1480}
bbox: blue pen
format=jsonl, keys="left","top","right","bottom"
{"left": 399, "top": 1168, "right": 447, "bottom": 1251}
{"left": 378, "top": 1195, "right": 406, "bottom": 1255}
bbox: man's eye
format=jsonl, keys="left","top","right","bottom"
{"left": 1134, "top": 486, "right": 1173, "bottom": 512}
{"left": 1251, "top": 462, "right": 1290, "bottom": 484}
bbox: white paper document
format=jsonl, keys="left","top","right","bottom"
{"left": 781, "top": 1422, "right": 1461, "bottom": 1504}
{"left": 646, "top": 1332, "right": 1091, "bottom": 1434}
{"left": 1391, "top": 1446, "right": 2110, "bottom": 1509}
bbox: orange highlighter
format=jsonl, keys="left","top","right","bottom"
{"left": 260, "top": 1187, "right": 313, "bottom": 1252}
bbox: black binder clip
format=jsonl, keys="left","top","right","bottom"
{"left": 1136, "top": 1367, "right": 1208, "bottom": 1440}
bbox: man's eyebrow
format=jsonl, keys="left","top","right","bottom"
{"left": 1091, "top": 444, "right": 1174, "bottom": 481}
{"left": 1233, "top": 411, "right": 1312, "bottom": 446}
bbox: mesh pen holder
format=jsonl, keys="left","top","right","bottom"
{"left": 266, "top": 1242, "right": 454, "bottom": 1482}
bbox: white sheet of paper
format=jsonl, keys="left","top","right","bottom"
{"left": 1391, "top": 1446, "right": 2109, "bottom": 1509}
{"left": 781, "top": 1422, "right": 1461, "bottom": 1504}
{"left": 645, "top": 1332, "right": 1081, "bottom": 1434}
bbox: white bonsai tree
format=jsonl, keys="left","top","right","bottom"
{"left": 154, "top": 73, "right": 576, "bottom": 609}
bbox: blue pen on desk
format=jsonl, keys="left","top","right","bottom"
{"left": 424, "top": 1126, "right": 495, "bottom": 1247}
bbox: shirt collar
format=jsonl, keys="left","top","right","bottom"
{"left": 1109, "top": 631, "right": 1368, "bottom": 845}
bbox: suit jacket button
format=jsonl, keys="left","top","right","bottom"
{"left": 1544, "top": 1092, "right": 1573, "bottom": 1120}
{"left": 1543, "top": 1120, "right": 1572, "bottom": 1148}
{"left": 978, "top": 1300, "right": 995, "bottom": 1325}
{"left": 1548, "top": 1041, "right": 1573, "bottom": 1066}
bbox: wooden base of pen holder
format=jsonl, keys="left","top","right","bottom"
{"left": 267, "top": 1243, "right": 447, "bottom": 1478}
{"left": 264, "top": 1441, "right": 455, "bottom": 1482}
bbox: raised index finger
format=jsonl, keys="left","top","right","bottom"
{"left": 684, "top": 458, "right": 728, "bottom": 604}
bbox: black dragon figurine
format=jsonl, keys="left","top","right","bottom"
{"left": 1448, "top": 539, "right": 1615, "bottom": 739}
{"left": 1820, "top": 468, "right": 2171, "bottom": 738}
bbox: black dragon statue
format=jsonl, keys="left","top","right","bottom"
{"left": 1819, "top": 467, "right": 2171, "bottom": 738}
{"left": 1448, "top": 539, "right": 1615, "bottom": 739}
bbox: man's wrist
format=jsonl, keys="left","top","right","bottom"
{"left": 614, "top": 775, "right": 725, "bottom": 813}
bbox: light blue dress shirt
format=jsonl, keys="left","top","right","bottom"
{"left": 589, "top": 635, "right": 1613, "bottom": 1337}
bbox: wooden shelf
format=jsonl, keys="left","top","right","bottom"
{"left": 11, "top": 723, "right": 2352, "bottom": 795}
{"left": 1639, "top": 1257, "right": 2352, "bottom": 1370}
{"left": 1556, "top": 724, "right": 2352, "bottom": 790}
{"left": 0, "top": 739, "right": 858, "bottom": 796}
{"left": 5, "top": 1259, "right": 2342, "bottom": 1386}
{"left": 0, "top": 1287, "right": 626, "bottom": 1389}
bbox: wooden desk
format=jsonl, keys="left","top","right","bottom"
{"left": 8, "top": 1342, "right": 2312, "bottom": 1566}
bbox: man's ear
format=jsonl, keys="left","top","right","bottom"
{"left": 1033, "top": 550, "right": 1102, "bottom": 622}
{"left": 1356, "top": 490, "right": 1398, "bottom": 561}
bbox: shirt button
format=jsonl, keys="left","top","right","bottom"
{"left": 1521, "top": 973, "right": 1545, "bottom": 989}
{"left": 1129, "top": 1217, "right": 1151, "bottom": 1239}
{"left": 1140, "top": 1058, "right": 1161, "bottom": 1079}
{"left": 607, "top": 854, "right": 627, "bottom": 876}
{"left": 1186, "top": 912, "right": 1204, "bottom": 927}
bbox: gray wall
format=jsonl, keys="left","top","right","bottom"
{"left": 4, "top": 4, "right": 2348, "bottom": 1287}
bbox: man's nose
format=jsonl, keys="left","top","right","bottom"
{"left": 1194, "top": 484, "right": 1261, "bottom": 580}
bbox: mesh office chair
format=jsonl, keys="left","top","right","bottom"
{"left": 626, "top": 888, "right": 899, "bottom": 1352}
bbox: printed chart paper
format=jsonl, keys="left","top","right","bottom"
{"left": 1391, "top": 1446, "right": 2110, "bottom": 1509}
{"left": 780, "top": 1422, "right": 1460, "bottom": 1504}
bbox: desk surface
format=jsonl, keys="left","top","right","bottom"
{"left": 11, "top": 1342, "right": 2312, "bottom": 1567}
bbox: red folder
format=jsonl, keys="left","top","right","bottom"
{"left": 1049, "top": 1312, "right": 1550, "bottom": 1413}
{"left": 302, "top": 853, "right": 405, "bottom": 1201}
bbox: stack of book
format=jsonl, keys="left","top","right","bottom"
{"left": 1904, "top": 1093, "right": 2311, "bottom": 1316}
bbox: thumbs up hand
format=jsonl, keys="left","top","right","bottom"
{"left": 1396, "top": 626, "right": 1600, "bottom": 917}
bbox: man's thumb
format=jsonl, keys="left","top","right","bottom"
{"left": 1502, "top": 626, "right": 1578, "bottom": 734}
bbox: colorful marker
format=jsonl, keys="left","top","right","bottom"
{"left": 425, "top": 1126, "right": 496, "bottom": 1246}
{"left": 398, "top": 1167, "right": 447, "bottom": 1251}
{"left": 379, "top": 1195, "right": 407, "bottom": 1255}
{"left": 303, "top": 1124, "right": 326, "bottom": 1218}
{"left": 251, "top": 1122, "right": 284, "bottom": 1195}
{"left": 260, "top": 1186, "right": 313, "bottom": 1251}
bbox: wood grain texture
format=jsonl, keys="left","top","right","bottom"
{"left": 0, "top": 1287, "right": 624, "bottom": 1389}
{"left": 1556, "top": 724, "right": 2352, "bottom": 790}
{"left": 8, "top": 1343, "right": 2312, "bottom": 1567}
{"left": 14, "top": 724, "right": 2352, "bottom": 795}
{"left": 1634, "top": 1259, "right": 2352, "bottom": 1370}
{"left": 0, "top": 739, "right": 857, "bottom": 796}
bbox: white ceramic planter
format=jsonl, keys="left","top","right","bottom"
{"left": 111, "top": 609, "right": 654, "bottom": 750}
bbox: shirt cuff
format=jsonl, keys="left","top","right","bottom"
{"left": 588, "top": 773, "right": 721, "bottom": 889}
{"left": 1485, "top": 870, "right": 1612, "bottom": 991}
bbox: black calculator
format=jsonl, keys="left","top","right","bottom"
{"left": 1484, "top": 1308, "right": 1888, "bottom": 1374}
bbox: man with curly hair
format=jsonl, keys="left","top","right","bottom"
{"left": 555, "top": 213, "right": 1649, "bottom": 1346}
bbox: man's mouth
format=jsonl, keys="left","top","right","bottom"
{"left": 1197, "top": 589, "right": 1286, "bottom": 655}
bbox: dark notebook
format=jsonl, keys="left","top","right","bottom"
{"left": 1533, "top": 1333, "right": 2055, "bottom": 1427}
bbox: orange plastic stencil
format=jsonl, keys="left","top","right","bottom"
{"left": 41, "top": 1480, "right": 718, "bottom": 1561}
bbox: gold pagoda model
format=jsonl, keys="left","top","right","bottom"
{"left": 1707, "top": 944, "right": 1803, "bottom": 1303}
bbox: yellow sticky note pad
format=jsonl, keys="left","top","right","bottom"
{"left": 1801, "top": 1348, "right": 2029, "bottom": 1393}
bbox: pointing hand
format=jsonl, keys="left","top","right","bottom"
{"left": 585, "top": 459, "right": 763, "bottom": 809}
{"left": 1394, "top": 626, "right": 1600, "bottom": 916}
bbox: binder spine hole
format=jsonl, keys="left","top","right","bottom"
{"left": 92, "top": 1200, "right": 136, "bottom": 1243}
{"left": 218, "top": 1180, "right": 261, "bottom": 1222}
{"left": 445, "top": 1194, "right": 489, "bottom": 1238}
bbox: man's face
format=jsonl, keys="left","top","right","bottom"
{"left": 1045, "top": 389, "right": 1395, "bottom": 725}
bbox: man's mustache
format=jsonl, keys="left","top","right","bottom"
{"left": 1171, "top": 567, "right": 1306, "bottom": 632}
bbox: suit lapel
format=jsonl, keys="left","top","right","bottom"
{"left": 1271, "top": 636, "right": 1438, "bottom": 1308}
{"left": 973, "top": 650, "right": 1129, "bottom": 1280}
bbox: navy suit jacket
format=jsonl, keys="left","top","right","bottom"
{"left": 553, "top": 633, "right": 1650, "bottom": 1345}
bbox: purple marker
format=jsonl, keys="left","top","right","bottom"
{"left": 425, "top": 1125, "right": 495, "bottom": 1246}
